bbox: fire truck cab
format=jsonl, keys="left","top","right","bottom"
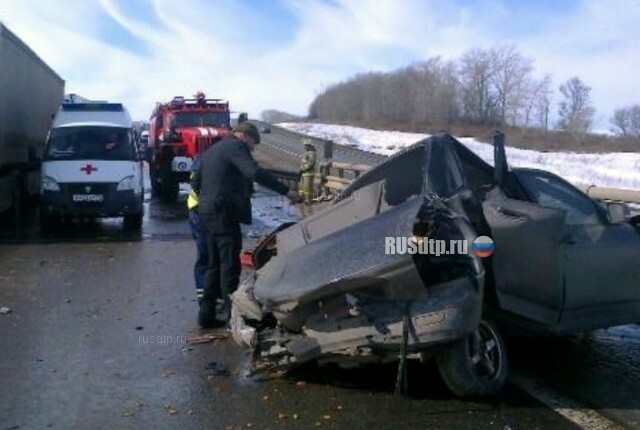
{"left": 148, "top": 93, "right": 231, "bottom": 201}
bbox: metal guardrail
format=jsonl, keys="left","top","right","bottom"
{"left": 319, "top": 161, "right": 370, "bottom": 193}
{"left": 251, "top": 120, "right": 387, "bottom": 166}
{"left": 256, "top": 120, "right": 640, "bottom": 208}
{"left": 263, "top": 168, "right": 300, "bottom": 190}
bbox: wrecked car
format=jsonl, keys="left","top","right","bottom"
{"left": 231, "top": 132, "right": 640, "bottom": 398}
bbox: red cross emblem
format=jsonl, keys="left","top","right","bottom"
{"left": 81, "top": 164, "right": 98, "bottom": 175}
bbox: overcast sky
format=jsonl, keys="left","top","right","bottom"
{"left": 1, "top": 0, "right": 639, "bottom": 129}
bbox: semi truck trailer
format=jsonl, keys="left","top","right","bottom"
{"left": 0, "top": 23, "right": 65, "bottom": 217}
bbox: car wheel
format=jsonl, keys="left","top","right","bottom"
{"left": 436, "top": 319, "right": 508, "bottom": 398}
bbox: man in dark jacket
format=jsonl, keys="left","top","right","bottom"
{"left": 192, "top": 122, "right": 302, "bottom": 328}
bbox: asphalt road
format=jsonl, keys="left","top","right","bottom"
{"left": 0, "top": 165, "right": 638, "bottom": 429}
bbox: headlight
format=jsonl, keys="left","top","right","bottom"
{"left": 117, "top": 175, "right": 136, "bottom": 191}
{"left": 42, "top": 176, "right": 60, "bottom": 192}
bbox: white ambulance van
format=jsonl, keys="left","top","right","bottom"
{"left": 40, "top": 102, "right": 144, "bottom": 229}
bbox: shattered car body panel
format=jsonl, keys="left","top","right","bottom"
{"left": 231, "top": 132, "right": 640, "bottom": 396}
{"left": 232, "top": 134, "right": 489, "bottom": 371}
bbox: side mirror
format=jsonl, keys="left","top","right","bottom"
{"left": 607, "top": 202, "right": 629, "bottom": 224}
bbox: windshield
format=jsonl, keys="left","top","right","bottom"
{"left": 174, "top": 112, "right": 230, "bottom": 128}
{"left": 44, "top": 127, "right": 134, "bottom": 161}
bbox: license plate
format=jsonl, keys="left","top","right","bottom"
{"left": 72, "top": 194, "right": 104, "bottom": 202}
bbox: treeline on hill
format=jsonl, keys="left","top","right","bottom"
{"left": 307, "top": 45, "right": 640, "bottom": 153}
{"left": 260, "top": 109, "right": 304, "bottom": 124}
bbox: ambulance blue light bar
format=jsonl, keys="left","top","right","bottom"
{"left": 61, "top": 103, "right": 124, "bottom": 112}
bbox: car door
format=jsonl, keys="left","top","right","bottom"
{"left": 515, "top": 169, "right": 640, "bottom": 330}
{"left": 482, "top": 187, "right": 566, "bottom": 325}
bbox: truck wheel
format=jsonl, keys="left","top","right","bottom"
{"left": 39, "top": 213, "right": 60, "bottom": 233}
{"left": 124, "top": 212, "right": 143, "bottom": 230}
{"left": 150, "top": 167, "right": 161, "bottom": 197}
{"left": 436, "top": 319, "right": 508, "bottom": 398}
{"left": 160, "top": 167, "right": 179, "bottom": 202}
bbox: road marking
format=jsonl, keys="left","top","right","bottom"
{"left": 510, "top": 371, "right": 627, "bottom": 430}
{"left": 263, "top": 141, "right": 300, "bottom": 158}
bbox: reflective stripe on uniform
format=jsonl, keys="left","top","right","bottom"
{"left": 187, "top": 189, "right": 199, "bottom": 210}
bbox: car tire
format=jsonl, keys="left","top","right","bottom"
{"left": 436, "top": 319, "right": 508, "bottom": 398}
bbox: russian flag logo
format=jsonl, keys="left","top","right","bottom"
{"left": 472, "top": 236, "right": 494, "bottom": 258}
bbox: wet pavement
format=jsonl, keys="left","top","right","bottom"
{"left": 0, "top": 239, "right": 581, "bottom": 430}
{"left": 0, "top": 169, "right": 639, "bottom": 429}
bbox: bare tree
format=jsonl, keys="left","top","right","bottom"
{"left": 557, "top": 77, "right": 595, "bottom": 140}
{"left": 610, "top": 105, "right": 640, "bottom": 138}
{"left": 490, "top": 45, "right": 534, "bottom": 126}
{"left": 520, "top": 74, "right": 552, "bottom": 129}
{"left": 406, "top": 58, "right": 459, "bottom": 126}
{"left": 308, "top": 45, "right": 560, "bottom": 133}
{"left": 458, "top": 48, "right": 498, "bottom": 124}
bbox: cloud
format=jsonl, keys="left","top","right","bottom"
{"left": 1, "top": 0, "right": 638, "bottom": 129}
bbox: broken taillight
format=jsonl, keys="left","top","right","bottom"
{"left": 240, "top": 251, "right": 254, "bottom": 269}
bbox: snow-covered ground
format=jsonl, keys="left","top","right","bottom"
{"left": 278, "top": 122, "right": 640, "bottom": 192}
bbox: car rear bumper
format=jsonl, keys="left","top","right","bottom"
{"left": 231, "top": 273, "right": 482, "bottom": 369}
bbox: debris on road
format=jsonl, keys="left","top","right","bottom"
{"left": 122, "top": 402, "right": 145, "bottom": 418}
{"left": 0, "top": 306, "right": 11, "bottom": 315}
{"left": 164, "top": 404, "right": 179, "bottom": 415}
{"left": 205, "top": 361, "right": 230, "bottom": 377}
{"left": 188, "top": 333, "right": 228, "bottom": 344}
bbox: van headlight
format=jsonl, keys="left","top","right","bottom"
{"left": 117, "top": 175, "right": 137, "bottom": 191}
{"left": 42, "top": 176, "right": 60, "bottom": 192}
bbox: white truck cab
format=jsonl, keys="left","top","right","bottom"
{"left": 40, "top": 102, "right": 144, "bottom": 229}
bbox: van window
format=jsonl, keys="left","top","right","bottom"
{"left": 44, "top": 127, "right": 134, "bottom": 161}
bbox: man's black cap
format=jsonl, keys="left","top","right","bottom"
{"left": 232, "top": 122, "right": 260, "bottom": 144}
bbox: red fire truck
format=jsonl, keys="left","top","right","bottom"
{"left": 148, "top": 92, "right": 231, "bottom": 201}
